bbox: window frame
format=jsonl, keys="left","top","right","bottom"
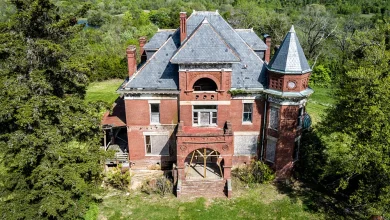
{"left": 293, "top": 136, "right": 301, "bottom": 162}
{"left": 192, "top": 105, "right": 218, "bottom": 126}
{"left": 150, "top": 103, "right": 160, "bottom": 124}
{"left": 268, "top": 106, "right": 280, "bottom": 131}
{"left": 297, "top": 107, "right": 304, "bottom": 128}
{"left": 145, "top": 135, "right": 152, "bottom": 154}
{"left": 144, "top": 133, "right": 170, "bottom": 156}
{"left": 242, "top": 103, "right": 253, "bottom": 124}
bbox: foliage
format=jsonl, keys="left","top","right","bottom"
{"left": 228, "top": 89, "right": 249, "bottom": 96}
{"left": 0, "top": 0, "right": 105, "bottom": 219}
{"left": 84, "top": 203, "right": 99, "bottom": 220}
{"left": 310, "top": 64, "right": 332, "bottom": 87}
{"left": 105, "top": 167, "right": 131, "bottom": 190}
{"left": 98, "top": 183, "right": 324, "bottom": 219}
{"left": 232, "top": 161, "right": 275, "bottom": 185}
{"left": 298, "top": 26, "right": 390, "bottom": 218}
{"left": 141, "top": 175, "right": 173, "bottom": 196}
{"left": 87, "top": 10, "right": 111, "bottom": 27}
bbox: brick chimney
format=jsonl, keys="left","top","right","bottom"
{"left": 126, "top": 45, "right": 137, "bottom": 78}
{"left": 264, "top": 34, "right": 271, "bottom": 63}
{"left": 180, "top": 12, "right": 187, "bottom": 43}
{"left": 139, "top": 36, "right": 147, "bottom": 63}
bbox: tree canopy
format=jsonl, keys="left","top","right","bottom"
{"left": 0, "top": 0, "right": 105, "bottom": 219}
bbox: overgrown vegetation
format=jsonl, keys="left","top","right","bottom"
{"left": 141, "top": 175, "right": 174, "bottom": 196}
{"left": 105, "top": 166, "right": 131, "bottom": 190}
{"left": 1, "top": 0, "right": 389, "bottom": 218}
{"left": 232, "top": 161, "right": 275, "bottom": 186}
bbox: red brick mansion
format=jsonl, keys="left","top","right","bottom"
{"left": 102, "top": 11, "right": 313, "bottom": 197}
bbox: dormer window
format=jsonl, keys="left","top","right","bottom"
{"left": 193, "top": 78, "right": 217, "bottom": 91}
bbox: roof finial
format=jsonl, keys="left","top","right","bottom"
{"left": 289, "top": 25, "right": 295, "bottom": 33}
{"left": 216, "top": 9, "right": 219, "bottom": 14}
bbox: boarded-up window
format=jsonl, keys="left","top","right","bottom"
{"left": 145, "top": 135, "right": 169, "bottom": 155}
{"left": 234, "top": 135, "right": 258, "bottom": 155}
{"left": 269, "top": 107, "right": 279, "bottom": 130}
{"left": 266, "top": 138, "right": 277, "bottom": 163}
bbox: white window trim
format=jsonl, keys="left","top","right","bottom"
{"left": 149, "top": 103, "right": 160, "bottom": 125}
{"left": 242, "top": 103, "right": 253, "bottom": 124}
{"left": 192, "top": 105, "right": 218, "bottom": 127}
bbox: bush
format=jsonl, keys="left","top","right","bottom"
{"left": 310, "top": 64, "right": 332, "bottom": 87}
{"left": 84, "top": 203, "right": 99, "bottom": 220}
{"left": 141, "top": 175, "right": 173, "bottom": 196}
{"left": 105, "top": 166, "right": 131, "bottom": 190}
{"left": 232, "top": 161, "right": 275, "bottom": 185}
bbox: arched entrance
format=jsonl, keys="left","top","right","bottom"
{"left": 184, "top": 148, "right": 223, "bottom": 180}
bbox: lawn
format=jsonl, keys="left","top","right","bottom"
{"left": 306, "top": 85, "right": 335, "bottom": 125}
{"left": 85, "top": 79, "right": 124, "bottom": 104}
{"left": 95, "top": 181, "right": 324, "bottom": 220}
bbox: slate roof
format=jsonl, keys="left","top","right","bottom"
{"left": 267, "top": 26, "right": 311, "bottom": 74}
{"left": 171, "top": 19, "right": 241, "bottom": 64}
{"left": 121, "top": 11, "right": 269, "bottom": 91}
{"left": 236, "top": 29, "right": 268, "bottom": 51}
{"left": 185, "top": 11, "right": 266, "bottom": 89}
{"left": 143, "top": 30, "right": 175, "bottom": 50}
{"left": 124, "top": 29, "right": 180, "bottom": 90}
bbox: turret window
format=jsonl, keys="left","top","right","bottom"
{"left": 269, "top": 107, "right": 279, "bottom": 130}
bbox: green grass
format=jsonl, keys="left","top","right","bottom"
{"left": 85, "top": 79, "right": 123, "bottom": 104}
{"left": 306, "top": 85, "right": 336, "bottom": 125}
{"left": 97, "top": 182, "right": 324, "bottom": 220}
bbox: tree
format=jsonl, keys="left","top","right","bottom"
{"left": 0, "top": 0, "right": 105, "bottom": 219}
{"left": 297, "top": 4, "right": 336, "bottom": 66}
{"left": 299, "top": 26, "right": 390, "bottom": 218}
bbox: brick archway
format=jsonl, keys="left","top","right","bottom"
{"left": 188, "top": 74, "right": 221, "bottom": 91}
{"left": 183, "top": 148, "right": 224, "bottom": 180}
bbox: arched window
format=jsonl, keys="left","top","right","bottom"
{"left": 193, "top": 78, "right": 217, "bottom": 91}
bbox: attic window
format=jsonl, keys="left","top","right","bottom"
{"left": 193, "top": 78, "right": 217, "bottom": 91}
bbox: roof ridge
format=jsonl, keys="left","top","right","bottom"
{"left": 170, "top": 17, "right": 241, "bottom": 63}
{"left": 123, "top": 28, "right": 179, "bottom": 88}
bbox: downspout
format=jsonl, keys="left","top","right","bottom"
{"left": 260, "top": 94, "right": 268, "bottom": 161}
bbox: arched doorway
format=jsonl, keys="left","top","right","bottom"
{"left": 184, "top": 148, "right": 223, "bottom": 180}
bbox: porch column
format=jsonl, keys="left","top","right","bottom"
{"left": 223, "top": 156, "right": 233, "bottom": 198}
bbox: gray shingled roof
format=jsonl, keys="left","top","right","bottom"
{"left": 123, "top": 30, "right": 180, "bottom": 90}
{"left": 236, "top": 29, "right": 268, "bottom": 51}
{"left": 121, "top": 11, "right": 267, "bottom": 91}
{"left": 267, "top": 26, "right": 311, "bottom": 74}
{"left": 185, "top": 11, "right": 266, "bottom": 89}
{"left": 143, "top": 30, "right": 175, "bottom": 50}
{"left": 171, "top": 19, "right": 240, "bottom": 64}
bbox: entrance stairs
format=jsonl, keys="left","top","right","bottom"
{"left": 180, "top": 179, "right": 227, "bottom": 198}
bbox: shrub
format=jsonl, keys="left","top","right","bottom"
{"left": 84, "top": 203, "right": 99, "bottom": 220}
{"left": 310, "top": 64, "right": 332, "bottom": 87}
{"left": 232, "top": 161, "right": 275, "bottom": 185}
{"left": 105, "top": 166, "right": 131, "bottom": 190}
{"left": 141, "top": 175, "right": 173, "bottom": 196}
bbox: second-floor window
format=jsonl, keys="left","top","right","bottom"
{"left": 242, "top": 103, "right": 253, "bottom": 123}
{"left": 193, "top": 105, "right": 217, "bottom": 126}
{"left": 150, "top": 103, "right": 160, "bottom": 124}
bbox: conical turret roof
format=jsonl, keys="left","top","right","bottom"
{"left": 267, "top": 26, "right": 311, "bottom": 74}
